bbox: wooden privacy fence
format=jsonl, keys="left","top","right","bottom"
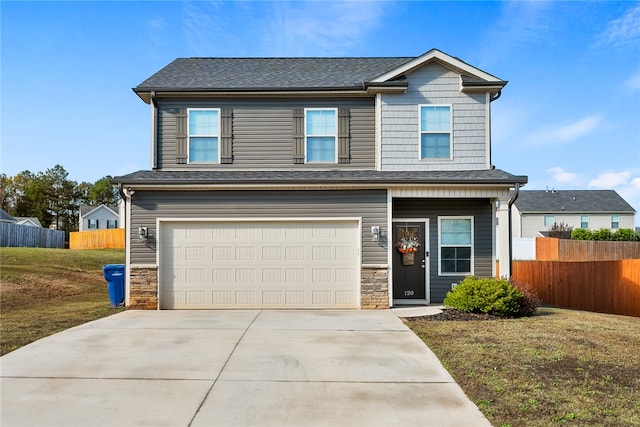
{"left": 513, "top": 259, "right": 640, "bottom": 317}
{"left": 0, "top": 223, "right": 64, "bottom": 248}
{"left": 70, "top": 229, "right": 125, "bottom": 250}
{"left": 536, "top": 237, "right": 640, "bottom": 261}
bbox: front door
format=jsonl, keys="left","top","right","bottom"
{"left": 392, "top": 221, "right": 428, "bottom": 303}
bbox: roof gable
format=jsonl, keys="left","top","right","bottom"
{"left": 80, "top": 204, "right": 119, "bottom": 218}
{"left": 514, "top": 190, "right": 636, "bottom": 214}
{"left": 370, "top": 48, "right": 505, "bottom": 86}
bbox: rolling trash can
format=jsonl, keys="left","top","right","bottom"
{"left": 102, "top": 264, "right": 125, "bottom": 308}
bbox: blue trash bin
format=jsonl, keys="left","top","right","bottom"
{"left": 102, "top": 264, "right": 125, "bottom": 308}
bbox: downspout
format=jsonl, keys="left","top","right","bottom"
{"left": 507, "top": 182, "right": 520, "bottom": 278}
{"left": 151, "top": 91, "right": 158, "bottom": 170}
{"left": 118, "top": 183, "right": 132, "bottom": 306}
{"left": 488, "top": 90, "right": 502, "bottom": 169}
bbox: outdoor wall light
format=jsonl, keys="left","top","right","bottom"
{"left": 138, "top": 226, "right": 148, "bottom": 241}
{"left": 371, "top": 225, "right": 381, "bottom": 242}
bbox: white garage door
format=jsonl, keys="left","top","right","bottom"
{"left": 159, "top": 220, "right": 360, "bottom": 309}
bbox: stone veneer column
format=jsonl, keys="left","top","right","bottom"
{"left": 129, "top": 265, "right": 158, "bottom": 310}
{"left": 360, "top": 266, "right": 389, "bottom": 309}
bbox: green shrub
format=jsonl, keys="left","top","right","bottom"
{"left": 592, "top": 228, "right": 613, "bottom": 241}
{"left": 571, "top": 228, "right": 592, "bottom": 240}
{"left": 613, "top": 228, "right": 638, "bottom": 241}
{"left": 444, "top": 276, "right": 526, "bottom": 318}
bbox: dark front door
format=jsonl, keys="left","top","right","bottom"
{"left": 392, "top": 221, "right": 428, "bottom": 302}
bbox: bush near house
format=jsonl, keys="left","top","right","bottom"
{"left": 444, "top": 276, "right": 539, "bottom": 318}
{"left": 571, "top": 227, "right": 639, "bottom": 241}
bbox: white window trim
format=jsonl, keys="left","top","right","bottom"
{"left": 437, "top": 216, "right": 474, "bottom": 276}
{"left": 580, "top": 214, "right": 589, "bottom": 229}
{"left": 304, "top": 108, "right": 338, "bottom": 164}
{"left": 611, "top": 214, "right": 620, "bottom": 229}
{"left": 418, "top": 104, "right": 453, "bottom": 161}
{"left": 187, "top": 108, "right": 221, "bottom": 164}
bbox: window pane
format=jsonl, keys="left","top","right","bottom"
{"left": 441, "top": 219, "right": 471, "bottom": 245}
{"left": 421, "top": 106, "right": 450, "bottom": 131}
{"left": 544, "top": 215, "right": 555, "bottom": 226}
{"left": 306, "top": 110, "right": 336, "bottom": 135}
{"left": 421, "top": 134, "right": 450, "bottom": 158}
{"left": 440, "top": 247, "right": 471, "bottom": 273}
{"left": 581, "top": 215, "right": 589, "bottom": 229}
{"left": 190, "top": 137, "right": 219, "bottom": 162}
{"left": 307, "top": 137, "right": 335, "bottom": 162}
{"left": 189, "top": 110, "right": 218, "bottom": 136}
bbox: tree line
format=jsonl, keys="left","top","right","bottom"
{"left": 0, "top": 164, "right": 120, "bottom": 235}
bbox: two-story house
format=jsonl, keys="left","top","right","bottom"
{"left": 512, "top": 189, "right": 636, "bottom": 238}
{"left": 78, "top": 204, "right": 121, "bottom": 231}
{"left": 112, "top": 49, "right": 527, "bottom": 310}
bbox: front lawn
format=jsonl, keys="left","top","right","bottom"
{"left": 406, "top": 307, "right": 640, "bottom": 427}
{"left": 0, "top": 247, "right": 125, "bottom": 355}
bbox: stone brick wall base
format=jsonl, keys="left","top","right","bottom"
{"left": 129, "top": 265, "right": 158, "bottom": 310}
{"left": 360, "top": 266, "right": 389, "bottom": 309}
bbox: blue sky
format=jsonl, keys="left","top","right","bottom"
{"left": 2, "top": 1, "right": 639, "bottom": 223}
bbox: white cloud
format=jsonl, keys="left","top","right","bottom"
{"left": 596, "top": 3, "right": 640, "bottom": 48}
{"left": 546, "top": 167, "right": 584, "bottom": 186}
{"left": 265, "top": 1, "right": 389, "bottom": 56}
{"left": 523, "top": 115, "right": 602, "bottom": 146}
{"left": 551, "top": 116, "right": 602, "bottom": 143}
{"left": 588, "top": 170, "right": 633, "bottom": 188}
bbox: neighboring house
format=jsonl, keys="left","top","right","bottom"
{"left": 0, "top": 209, "right": 17, "bottom": 223}
{"left": 14, "top": 217, "right": 43, "bottom": 227}
{"left": 79, "top": 204, "right": 121, "bottom": 231}
{"left": 512, "top": 189, "right": 636, "bottom": 238}
{"left": 113, "top": 48, "right": 528, "bottom": 310}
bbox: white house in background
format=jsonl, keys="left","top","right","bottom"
{"left": 14, "top": 217, "right": 43, "bottom": 227}
{"left": 512, "top": 189, "right": 636, "bottom": 238}
{"left": 79, "top": 204, "right": 121, "bottom": 231}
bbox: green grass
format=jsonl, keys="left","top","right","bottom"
{"left": 1, "top": 247, "right": 125, "bottom": 355}
{"left": 406, "top": 307, "right": 640, "bottom": 427}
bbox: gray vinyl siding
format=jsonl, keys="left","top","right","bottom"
{"left": 130, "top": 189, "right": 387, "bottom": 265}
{"left": 156, "top": 98, "right": 375, "bottom": 170}
{"left": 393, "top": 198, "right": 493, "bottom": 302}
{"left": 381, "top": 62, "right": 489, "bottom": 171}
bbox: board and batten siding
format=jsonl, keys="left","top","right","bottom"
{"left": 393, "top": 198, "right": 493, "bottom": 302}
{"left": 380, "top": 62, "right": 489, "bottom": 171}
{"left": 156, "top": 98, "right": 375, "bottom": 170}
{"left": 129, "top": 190, "right": 387, "bottom": 266}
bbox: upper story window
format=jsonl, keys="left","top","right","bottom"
{"left": 544, "top": 215, "right": 555, "bottom": 227}
{"left": 107, "top": 219, "right": 118, "bottom": 229}
{"left": 88, "top": 219, "right": 98, "bottom": 229}
{"left": 420, "top": 105, "right": 451, "bottom": 159}
{"left": 580, "top": 214, "right": 589, "bottom": 229}
{"left": 611, "top": 214, "right": 619, "bottom": 229}
{"left": 188, "top": 109, "right": 220, "bottom": 163}
{"left": 439, "top": 217, "right": 473, "bottom": 275}
{"left": 305, "top": 109, "right": 337, "bottom": 163}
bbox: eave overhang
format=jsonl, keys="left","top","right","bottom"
{"left": 112, "top": 170, "right": 528, "bottom": 191}
{"left": 133, "top": 82, "right": 408, "bottom": 103}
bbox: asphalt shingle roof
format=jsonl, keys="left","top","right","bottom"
{"left": 514, "top": 190, "right": 636, "bottom": 213}
{"left": 135, "top": 57, "right": 414, "bottom": 91}
{"left": 113, "top": 169, "right": 527, "bottom": 186}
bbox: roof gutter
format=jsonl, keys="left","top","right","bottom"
{"left": 507, "top": 182, "right": 521, "bottom": 278}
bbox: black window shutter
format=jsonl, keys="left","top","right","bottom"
{"left": 292, "top": 109, "right": 305, "bottom": 164}
{"left": 175, "top": 109, "right": 188, "bottom": 164}
{"left": 338, "top": 108, "right": 350, "bottom": 164}
{"left": 220, "top": 108, "right": 233, "bottom": 164}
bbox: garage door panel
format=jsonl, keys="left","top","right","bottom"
{"left": 160, "top": 220, "right": 359, "bottom": 309}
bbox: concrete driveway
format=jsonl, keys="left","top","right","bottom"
{"left": 1, "top": 310, "right": 490, "bottom": 427}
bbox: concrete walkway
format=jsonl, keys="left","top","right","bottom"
{"left": 1, "top": 310, "right": 489, "bottom": 427}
